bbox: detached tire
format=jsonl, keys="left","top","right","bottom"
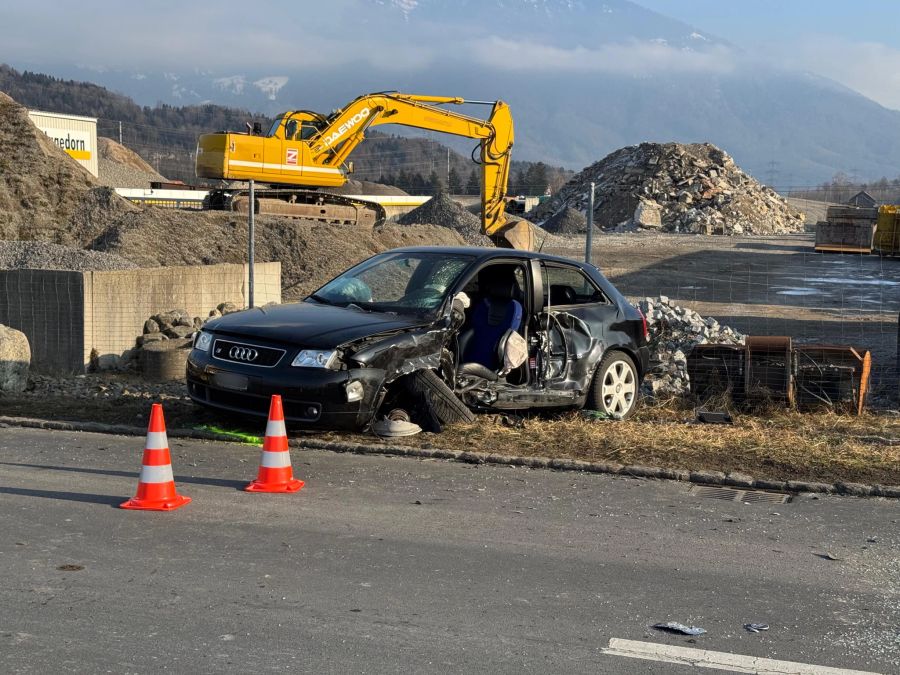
{"left": 407, "top": 369, "right": 476, "bottom": 427}
{"left": 586, "top": 351, "right": 639, "bottom": 419}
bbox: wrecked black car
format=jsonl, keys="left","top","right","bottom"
{"left": 186, "top": 246, "right": 650, "bottom": 430}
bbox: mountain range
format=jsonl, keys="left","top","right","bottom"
{"left": 9, "top": 0, "right": 900, "bottom": 186}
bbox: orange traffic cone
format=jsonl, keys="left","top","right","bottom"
{"left": 245, "top": 395, "right": 304, "bottom": 493}
{"left": 120, "top": 403, "right": 191, "bottom": 511}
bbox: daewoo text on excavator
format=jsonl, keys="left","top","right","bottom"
{"left": 195, "top": 92, "right": 533, "bottom": 249}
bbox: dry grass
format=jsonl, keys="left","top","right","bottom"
{"left": 3, "top": 391, "right": 898, "bottom": 486}
{"left": 369, "top": 399, "right": 900, "bottom": 486}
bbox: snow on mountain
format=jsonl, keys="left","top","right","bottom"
{"left": 253, "top": 76, "right": 288, "bottom": 100}
{"left": 214, "top": 75, "right": 247, "bottom": 96}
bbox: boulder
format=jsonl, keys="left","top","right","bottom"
{"left": 0, "top": 324, "right": 31, "bottom": 393}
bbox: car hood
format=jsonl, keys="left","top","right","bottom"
{"left": 205, "top": 302, "right": 429, "bottom": 348}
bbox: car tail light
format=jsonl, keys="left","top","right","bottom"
{"left": 638, "top": 308, "right": 649, "bottom": 341}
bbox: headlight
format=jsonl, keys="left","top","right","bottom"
{"left": 193, "top": 331, "right": 213, "bottom": 352}
{"left": 345, "top": 380, "right": 364, "bottom": 402}
{"left": 291, "top": 349, "right": 337, "bottom": 368}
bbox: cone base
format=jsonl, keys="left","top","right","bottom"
{"left": 120, "top": 494, "right": 192, "bottom": 511}
{"left": 244, "top": 478, "right": 304, "bottom": 493}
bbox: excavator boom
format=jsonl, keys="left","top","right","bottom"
{"left": 196, "top": 92, "right": 532, "bottom": 249}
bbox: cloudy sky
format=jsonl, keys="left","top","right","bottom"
{"left": 637, "top": 0, "right": 900, "bottom": 109}
{"left": 3, "top": 0, "right": 900, "bottom": 109}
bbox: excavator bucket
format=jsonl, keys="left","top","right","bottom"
{"left": 492, "top": 218, "right": 535, "bottom": 250}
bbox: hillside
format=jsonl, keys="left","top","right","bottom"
{"left": 0, "top": 65, "right": 568, "bottom": 192}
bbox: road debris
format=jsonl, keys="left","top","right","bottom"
{"left": 744, "top": 623, "right": 770, "bottom": 633}
{"left": 652, "top": 622, "right": 707, "bottom": 636}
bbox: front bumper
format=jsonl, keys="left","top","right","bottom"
{"left": 186, "top": 350, "right": 386, "bottom": 430}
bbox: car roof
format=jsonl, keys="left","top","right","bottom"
{"left": 384, "top": 246, "right": 589, "bottom": 268}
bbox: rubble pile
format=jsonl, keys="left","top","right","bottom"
{"left": 96, "top": 303, "right": 243, "bottom": 372}
{"left": 542, "top": 206, "right": 588, "bottom": 234}
{"left": 534, "top": 142, "right": 804, "bottom": 235}
{"left": 638, "top": 296, "right": 744, "bottom": 397}
{"left": 398, "top": 191, "right": 492, "bottom": 245}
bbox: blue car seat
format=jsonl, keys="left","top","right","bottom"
{"left": 458, "top": 278, "right": 523, "bottom": 380}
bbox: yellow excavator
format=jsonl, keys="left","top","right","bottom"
{"left": 195, "top": 92, "right": 533, "bottom": 249}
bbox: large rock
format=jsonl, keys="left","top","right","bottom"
{"left": 0, "top": 324, "right": 31, "bottom": 393}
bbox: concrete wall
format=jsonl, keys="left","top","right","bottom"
{"left": 0, "top": 262, "right": 281, "bottom": 375}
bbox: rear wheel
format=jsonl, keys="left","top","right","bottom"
{"left": 586, "top": 351, "right": 639, "bottom": 419}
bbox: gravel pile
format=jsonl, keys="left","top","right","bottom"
{"left": 542, "top": 206, "right": 588, "bottom": 234}
{"left": 398, "top": 191, "right": 492, "bottom": 245}
{"left": 534, "top": 142, "right": 805, "bottom": 236}
{"left": 0, "top": 240, "right": 137, "bottom": 271}
{"left": 97, "top": 137, "right": 166, "bottom": 188}
{"left": 21, "top": 373, "right": 188, "bottom": 401}
{"left": 638, "top": 296, "right": 744, "bottom": 397}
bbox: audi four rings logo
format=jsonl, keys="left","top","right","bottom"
{"left": 229, "top": 346, "right": 259, "bottom": 362}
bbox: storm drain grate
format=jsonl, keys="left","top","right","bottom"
{"left": 690, "top": 485, "right": 791, "bottom": 504}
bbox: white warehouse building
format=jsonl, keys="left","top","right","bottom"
{"left": 27, "top": 110, "right": 99, "bottom": 177}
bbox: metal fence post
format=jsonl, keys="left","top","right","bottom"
{"left": 896, "top": 311, "right": 899, "bottom": 408}
{"left": 585, "top": 182, "right": 595, "bottom": 265}
{"left": 248, "top": 179, "right": 255, "bottom": 309}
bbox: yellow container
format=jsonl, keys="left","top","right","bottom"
{"left": 874, "top": 205, "right": 900, "bottom": 254}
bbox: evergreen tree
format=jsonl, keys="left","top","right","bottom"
{"left": 428, "top": 170, "right": 443, "bottom": 195}
{"left": 448, "top": 167, "right": 462, "bottom": 194}
{"left": 466, "top": 169, "right": 480, "bottom": 196}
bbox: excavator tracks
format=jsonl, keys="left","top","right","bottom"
{"left": 205, "top": 189, "right": 387, "bottom": 229}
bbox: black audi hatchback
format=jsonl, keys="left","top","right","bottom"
{"left": 187, "top": 246, "right": 650, "bottom": 429}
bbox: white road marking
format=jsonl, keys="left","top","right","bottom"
{"left": 601, "top": 638, "right": 881, "bottom": 675}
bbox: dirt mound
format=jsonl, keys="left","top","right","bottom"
{"left": 542, "top": 207, "right": 588, "bottom": 234}
{"left": 325, "top": 179, "right": 408, "bottom": 197}
{"left": 399, "top": 191, "right": 491, "bottom": 245}
{"left": 0, "top": 91, "right": 105, "bottom": 244}
{"left": 97, "top": 137, "right": 166, "bottom": 188}
{"left": 0, "top": 239, "right": 136, "bottom": 271}
{"left": 92, "top": 211, "right": 466, "bottom": 301}
{"left": 533, "top": 142, "right": 804, "bottom": 235}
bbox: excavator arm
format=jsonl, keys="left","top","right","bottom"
{"left": 304, "top": 93, "right": 525, "bottom": 246}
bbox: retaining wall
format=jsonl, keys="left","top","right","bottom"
{"left": 0, "top": 262, "right": 281, "bottom": 374}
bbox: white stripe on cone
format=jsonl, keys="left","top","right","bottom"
{"left": 138, "top": 464, "right": 175, "bottom": 484}
{"left": 265, "top": 419, "right": 287, "bottom": 438}
{"left": 260, "top": 451, "right": 292, "bottom": 468}
{"left": 145, "top": 431, "right": 169, "bottom": 449}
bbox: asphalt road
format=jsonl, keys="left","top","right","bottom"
{"left": 0, "top": 426, "right": 897, "bottom": 674}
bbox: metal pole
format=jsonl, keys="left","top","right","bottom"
{"left": 896, "top": 311, "right": 899, "bottom": 408}
{"left": 248, "top": 179, "right": 255, "bottom": 309}
{"left": 585, "top": 182, "right": 595, "bottom": 265}
{"left": 118, "top": 121, "right": 123, "bottom": 145}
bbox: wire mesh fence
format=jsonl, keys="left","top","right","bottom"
{"left": 545, "top": 233, "right": 900, "bottom": 410}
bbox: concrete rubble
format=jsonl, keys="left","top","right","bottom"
{"left": 638, "top": 296, "right": 744, "bottom": 397}
{"left": 534, "top": 142, "right": 805, "bottom": 235}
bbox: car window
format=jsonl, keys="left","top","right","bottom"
{"left": 542, "top": 264, "right": 607, "bottom": 306}
{"left": 312, "top": 252, "right": 473, "bottom": 316}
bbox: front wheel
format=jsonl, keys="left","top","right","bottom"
{"left": 586, "top": 351, "right": 639, "bottom": 419}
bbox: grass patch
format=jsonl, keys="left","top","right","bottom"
{"left": 2, "top": 393, "right": 898, "bottom": 487}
